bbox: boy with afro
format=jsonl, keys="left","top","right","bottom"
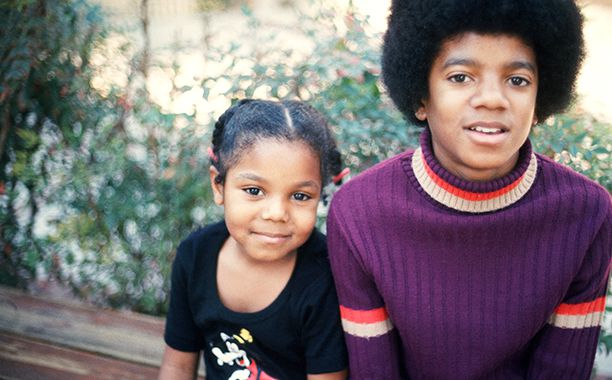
{"left": 327, "top": 0, "right": 612, "bottom": 378}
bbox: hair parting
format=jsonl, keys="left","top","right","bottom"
{"left": 210, "top": 99, "right": 346, "bottom": 196}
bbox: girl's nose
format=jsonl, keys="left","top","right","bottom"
{"left": 469, "top": 78, "right": 510, "bottom": 110}
{"left": 261, "top": 198, "right": 289, "bottom": 222}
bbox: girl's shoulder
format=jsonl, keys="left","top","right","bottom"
{"left": 291, "top": 228, "right": 334, "bottom": 290}
{"left": 298, "top": 228, "right": 331, "bottom": 268}
{"left": 175, "top": 220, "right": 228, "bottom": 264}
{"left": 298, "top": 227, "right": 326, "bottom": 255}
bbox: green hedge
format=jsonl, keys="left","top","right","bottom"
{"left": 1, "top": 0, "right": 610, "bottom": 355}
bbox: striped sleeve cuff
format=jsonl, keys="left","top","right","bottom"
{"left": 340, "top": 305, "right": 394, "bottom": 338}
{"left": 548, "top": 296, "right": 606, "bottom": 329}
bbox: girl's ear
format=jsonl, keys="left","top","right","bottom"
{"left": 209, "top": 166, "right": 224, "bottom": 205}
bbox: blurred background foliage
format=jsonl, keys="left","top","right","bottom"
{"left": 0, "top": 0, "right": 610, "bottom": 354}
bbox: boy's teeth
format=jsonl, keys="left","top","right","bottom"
{"left": 471, "top": 126, "right": 501, "bottom": 134}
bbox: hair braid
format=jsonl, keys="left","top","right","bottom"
{"left": 210, "top": 99, "right": 345, "bottom": 196}
{"left": 211, "top": 99, "right": 255, "bottom": 182}
{"left": 328, "top": 148, "right": 344, "bottom": 184}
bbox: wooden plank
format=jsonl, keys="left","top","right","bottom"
{"left": 0, "top": 331, "right": 160, "bottom": 380}
{"left": 0, "top": 285, "right": 164, "bottom": 367}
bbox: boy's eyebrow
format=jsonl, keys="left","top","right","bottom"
{"left": 507, "top": 61, "right": 537, "bottom": 74}
{"left": 443, "top": 58, "right": 537, "bottom": 73}
{"left": 443, "top": 58, "right": 477, "bottom": 69}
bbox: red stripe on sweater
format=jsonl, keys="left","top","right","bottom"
{"left": 422, "top": 152, "right": 523, "bottom": 201}
{"left": 554, "top": 297, "right": 606, "bottom": 316}
{"left": 340, "top": 305, "right": 389, "bottom": 324}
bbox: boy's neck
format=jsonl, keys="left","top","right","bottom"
{"left": 423, "top": 127, "right": 528, "bottom": 183}
{"left": 432, "top": 142, "right": 520, "bottom": 182}
{"left": 413, "top": 129, "right": 537, "bottom": 213}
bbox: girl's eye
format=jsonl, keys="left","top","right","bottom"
{"left": 509, "top": 76, "right": 530, "bottom": 87}
{"left": 292, "top": 193, "right": 311, "bottom": 201}
{"left": 244, "top": 187, "right": 262, "bottom": 196}
{"left": 449, "top": 74, "right": 470, "bottom": 83}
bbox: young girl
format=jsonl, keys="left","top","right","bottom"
{"left": 159, "top": 99, "right": 348, "bottom": 380}
{"left": 327, "top": 0, "right": 612, "bottom": 379}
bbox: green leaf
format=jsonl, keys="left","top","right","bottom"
{"left": 24, "top": 249, "right": 39, "bottom": 271}
{"left": 16, "top": 128, "right": 40, "bottom": 149}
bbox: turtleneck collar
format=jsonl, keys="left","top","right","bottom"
{"left": 411, "top": 128, "right": 538, "bottom": 213}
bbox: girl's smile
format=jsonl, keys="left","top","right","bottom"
{"left": 250, "top": 230, "right": 291, "bottom": 244}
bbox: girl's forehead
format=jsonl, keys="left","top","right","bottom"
{"left": 234, "top": 138, "right": 319, "bottom": 166}
{"left": 247, "top": 137, "right": 314, "bottom": 153}
{"left": 228, "top": 138, "right": 322, "bottom": 185}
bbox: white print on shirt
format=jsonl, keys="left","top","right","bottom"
{"left": 209, "top": 328, "right": 278, "bottom": 380}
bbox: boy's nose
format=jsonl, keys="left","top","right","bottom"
{"left": 261, "top": 198, "right": 289, "bottom": 222}
{"left": 470, "top": 79, "right": 510, "bottom": 110}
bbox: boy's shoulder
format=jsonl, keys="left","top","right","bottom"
{"left": 536, "top": 152, "right": 611, "bottom": 207}
{"left": 331, "top": 149, "right": 415, "bottom": 209}
{"left": 338, "top": 149, "right": 413, "bottom": 192}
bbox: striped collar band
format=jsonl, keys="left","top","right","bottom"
{"left": 412, "top": 130, "right": 538, "bottom": 213}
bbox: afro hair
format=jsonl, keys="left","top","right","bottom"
{"left": 382, "top": 0, "right": 585, "bottom": 126}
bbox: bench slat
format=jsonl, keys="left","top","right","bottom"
{"left": 0, "top": 285, "right": 164, "bottom": 367}
{"left": 0, "top": 331, "right": 160, "bottom": 380}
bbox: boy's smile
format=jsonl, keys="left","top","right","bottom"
{"left": 417, "top": 32, "right": 538, "bottom": 182}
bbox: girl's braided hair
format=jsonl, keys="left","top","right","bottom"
{"left": 210, "top": 99, "right": 344, "bottom": 190}
{"left": 382, "top": 0, "right": 585, "bottom": 126}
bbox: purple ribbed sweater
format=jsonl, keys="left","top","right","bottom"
{"left": 327, "top": 129, "right": 612, "bottom": 379}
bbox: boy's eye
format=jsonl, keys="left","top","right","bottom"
{"left": 449, "top": 74, "right": 470, "bottom": 83}
{"left": 244, "top": 187, "right": 262, "bottom": 196}
{"left": 292, "top": 193, "right": 311, "bottom": 201}
{"left": 509, "top": 76, "right": 530, "bottom": 87}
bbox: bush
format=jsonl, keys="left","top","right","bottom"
{"left": 531, "top": 112, "right": 611, "bottom": 193}
{"left": 531, "top": 112, "right": 612, "bottom": 360}
{"left": 34, "top": 2, "right": 418, "bottom": 314}
{"left": 46, "top": 92, "right": 219, "bottom": 313}
{"left": 1, "top": 1, "right": 610, "bottom": 357}
{"left": 0, "top": 0, "right": 112, "bottom": 288}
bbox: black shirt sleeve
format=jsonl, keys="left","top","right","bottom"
{"left": 300, "top": 272, "right": 348, "bottom": 374}
{"left": 293, "top": 231, "right": 348, "bottom": 374}
{"left": 164, "top": 235, "right": 204, "bottom": 352}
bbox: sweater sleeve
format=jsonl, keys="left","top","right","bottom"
{"left": 527, "top": 203, "right": 612, "bottom": 379}
{"left": 326, "top": 201, "right": 404, "bottom": 379}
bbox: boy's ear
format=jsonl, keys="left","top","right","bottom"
{"left": 415, "top": 101, "right": 427, "bottom": 121}
{"left": 209, "top": 166, "right": 224, "bottom": 205}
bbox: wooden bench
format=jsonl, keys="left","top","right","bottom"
{"left": 3, "top": 284, "right": 611, "bottom": 379}
{"left": 0, "top": 285, "right": 204, "bottom": 379}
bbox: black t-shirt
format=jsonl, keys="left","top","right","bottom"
{"left": 164, "top": 221, "right": 347, "bottom": 379}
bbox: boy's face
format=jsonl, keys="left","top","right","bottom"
{"left": 416, "top": 32, "right": 538, "bottom": 182}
